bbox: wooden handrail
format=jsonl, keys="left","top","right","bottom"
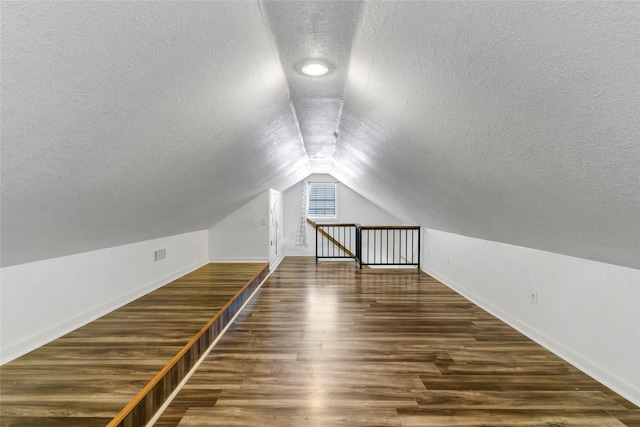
{"left": 106, "top": 264, "right": 269, "bottom": 427}
{"left": 306, "top": 218, "right": 357, "bottom": 228}
{"left": 358, "top": 225, "right": 420, "bottom": 230}
{"left": 307, "top": 219, "right": 418, "bottom": 230}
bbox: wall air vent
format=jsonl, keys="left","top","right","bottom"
{"left": 153, "top": 248, "right": 167, "bottom": 263}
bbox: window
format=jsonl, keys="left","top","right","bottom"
{"left": 308, "top": 183, "right": 337, "bottom": 218}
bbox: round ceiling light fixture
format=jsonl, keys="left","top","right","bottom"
{"left": 295, "top": 59, "right": 334, "bottom": 77}
{"left": 302, "top": 63, "right": 329, "bottom": 76}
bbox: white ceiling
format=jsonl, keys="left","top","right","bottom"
{"left": 1, "top": 1, "right": 638, "bottom": 269}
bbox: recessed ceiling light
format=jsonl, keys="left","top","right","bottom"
{"left": 295, "top": 59, "right": 334, "bottom": 77}
{"left": 301, "top": 63, "right": 329, "bottom": 76}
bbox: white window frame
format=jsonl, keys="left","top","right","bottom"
{"left": 307, "top": 182, "right": 338, "bottom": 219}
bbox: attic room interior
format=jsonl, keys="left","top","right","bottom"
{"left": 1, "top": 1, "right": 638, "bottom": 426}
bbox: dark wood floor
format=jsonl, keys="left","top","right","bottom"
{"left": 0, "top": 262, "right": 267, "bottom": 427}
{"left": 156, "top": 257, "right": 639, "bottom": 427}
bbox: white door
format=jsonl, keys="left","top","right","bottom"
{"left": 269, "top": 190, "right": 283, "bottom": 265}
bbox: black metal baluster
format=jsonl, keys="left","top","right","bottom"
{"left": 404, "top": 229, "right": 408, "bottom": 265}
{"left": 372, "top": 229, "right": 375, "bottom": 264}
{"left": 417, "top": 227, "right": 421, "bottom": 268}
{"left": 411, "top": 228, "right": 414, "bottom": 264}
{"left": 332, "top": 226, "right": 335, "bottom": 257}
{"left": 392, "top": 229, "right": 396, "bottom": 264}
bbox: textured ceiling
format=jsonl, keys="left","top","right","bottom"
{"left": 1, "top": 1, "right": 638, "bottom": 268}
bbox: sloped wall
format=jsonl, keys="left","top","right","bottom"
{"left": 0, "top": 230, "right": 209, "bottom": 364}
{"left": 421, "top": 228, "right": 640, "bottom": 406}
{"left": 208, "top": 191, "right": 270, "bottom": 262}
{"left": 283, "top": 174, "right": 403, "bottom": 256}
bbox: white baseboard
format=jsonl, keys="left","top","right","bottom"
{"left": 269, "top": 254, "right": 285, "bottom": 271}
{"left": 421, "top": 265, "right": 640, "bottom": 407}
{"left": 1, "top": 259, "right": 209, "bottom": 364}
{"left": 209, "top": 257, "right": 269, "bottom": 263}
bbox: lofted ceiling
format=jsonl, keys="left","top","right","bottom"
{"left": 1, "top": 1, "right": 638, "bottom": 269}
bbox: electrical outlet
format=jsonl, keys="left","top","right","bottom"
{"left": 530, "top": 291, "right": 538, "bottom": 305}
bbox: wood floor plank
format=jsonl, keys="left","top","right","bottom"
{"left": 239, "top": 373, "right": 426, "bottom": 390}
{"left": 397, "top": 408, "right": 627, "bottom": 426}
{"left": 414, "top": 389, "right": 627, "bottom": 410}
{"left": 613, "top": 409, "right": 640, "bottom": 427}
{"left": 420, "top": 374, "right": 609, "bottom": 392}
{"left": 154, "top": 257, "right": 638, "bottom": 426}
{"left": 176, "top": 407, "right": 403, "bottom": 427}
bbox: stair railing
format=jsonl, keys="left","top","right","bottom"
{"left": 310, "top": 220, "right": 359, "bottom": 261}
{"left": 357, "top": 225, "right": 420, "bottom": 269}
{"left": 308, "top": 219, "right": 420, "bottom": 269}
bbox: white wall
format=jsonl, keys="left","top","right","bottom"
{"left": 283, "top": 174, "right": 403, "bottom": 256}
{"left": 0, "top": 230, "right": 209, "bottom": 364}
{"left": 208, "top": 191, "right": 269, "bottom": 262}
{"left": 421, "top": 228, "right": 640, "bottom": 406}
